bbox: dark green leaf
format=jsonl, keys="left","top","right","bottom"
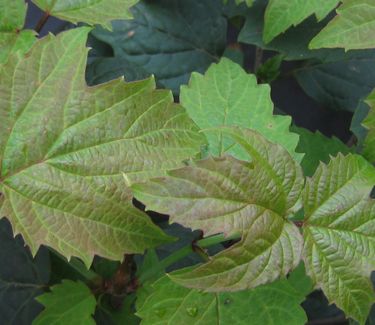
{"left": 88, "top": 0, "right": 226, "bottom": 93}
{"left": 0, "top": 218, "right": 49, "bottom": 324}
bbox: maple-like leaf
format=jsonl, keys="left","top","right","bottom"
{"left": 310, "top": 0, "right": 375, "bottom": 50}
{"left": 263, "top": 0, "right": 339, "bottom": 43}
{"left": 180, "top": 58, "right": 302, "bottom": 161}
{"left": 34, "top": 280, "right": 96, "bottom": 325}
{"left": 303, "top": 154, "right": 375, "bottom": 324}
{"left": 32, "top": 0, "right": 138, "bottom": 28}
{"left": 132, "top": 127, "right": 304, "bottom": 292}
{"left": 0, "top": 27, "right": 204, "bottom": 266}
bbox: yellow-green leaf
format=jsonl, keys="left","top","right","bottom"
{"left": 303, "top": 154, "right": 375, "bottom": 324}
{"left": 310, "top": 0, "right": 375, "bottom": 50}
{"left": 0, "top": 27, "right": 204, "bottom": 266}
{"left": 32, "top": 0, "right": 138, "bottom": 28}
{"left": 132, "top": 128, "right": 304, "bottom": 292}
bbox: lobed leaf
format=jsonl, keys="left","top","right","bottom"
{"left": 292, "top": 126, "right": 352, "bottom": 176}
{"left": 88, "top": 0, "right": 226, "bottom": 94}
{"left": 180, "top": 58, "right": 302, "bottom": 161}
{"left": 132, "top": 127, "right": 304, "bottom": 292}
{"left": 303, "top": 154, "right": 375, "bottom": 324}
{"left": 310, "top": 0, "right": 375, "bottom": 51}
{"left": 263, "top": 0, "right": 339, "bottom": 43}
{"left": 137, "top": 274, "right": 307, "bottom": 325}
{"left": 34, "top": 280, "right": 96, "bottom": 325}
{"left": 0, "top": 27, "right": 204, "bottom": 266}
{"left": 32, "top": 0, "right": 138, "bottom": 28}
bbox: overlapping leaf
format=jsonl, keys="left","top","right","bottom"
{"left": 34, "top": 280, "right": 96, "bottom": 325}
{"left": 310, "top": 0, "right": 375, "bottom": 50}
{"left": 0, "top": 0, "right": 35, "bottom": 64}
{"left": 132, "top": 127, "right": 304, "bottom": 292}
{"left": 180, "top": 58, "right": 302, "bottom": 161}
{"left": 292, "top": 126, "right": 352, "bottom": 176}
{"left": 32, "top": 0, "right": 138, "bottom": 28}
{"left": 137, "top": 273, "right": 307, "bottom": 325}
{"left": 238, "top": 1, "right": 346, "bottom": 62}
{"left": 0, "top": 219, "right": 50, "bottom": 324}
{"left": 88, "top": 0, "right": 226, "bottom": 94}
{"left": 263, "top": 0, "right": 339, "bottom": 43}
{"left": 363, "top": 90, "right": 375, "bottom": 163}
{"left": 0, "top": 27, "right": 204, "bottom": 266}
{"left": 295, "top": 50, "right": 375, "bottom": 112}
{"left": 303, "top": 154, "right": 375, "bottom": 324}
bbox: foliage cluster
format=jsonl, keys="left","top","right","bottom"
{"left": 0, "top": 0, "right": 374, "bottom": 324}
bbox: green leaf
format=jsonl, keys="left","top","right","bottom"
{"left": 363, "top": 90, "right": 375, "bottom": 163}
{"left": 0, "top": 219, "right": 50, "bottom": 324}
{"left": 292, "top": 126, "right": 352, "bottom": 176}
{"left": 31, "top": 0, "right": 138, "bottom": 28}
{"left": 0, "top": 30, "right": 36, "bottom": 64}
{"left": 0, "top": 0, "right": 35, "bottom": 64}
{"left": 88, "top": 0, "right": 226, "bottom": 94}
{"left": 310, "top": 0, "right": 375, "bottom": 50}
{"left": 303, "top": 154, "right": 375, "bottom": 324}
{"left": 351, "top": 101, "right": 371, "bottom": 149}
{"left": 132, "top": 127, "right": 304, "bottom": 292}
{"left": 295, "top": 50, "right": 375, "bottom": 112}
{"left": 238, "top": 2, "right": 354, "bottom": 62}
{"left": 34, "top": 280, "right": 96, "bottom": 325}
{"left": 263, "top": 0, "right": 339, "bottom": 43}
{"left": 0, "top": 27, "right": 204, "bottom": 265}
{"left": 136, "top": 274, "right": 307, "bottom": 325}
{"left": 0, "top": 0, "right": 27, "bottom": 31}
{"left": 223, "top": 0, "right": 254, "bottom": 7}
{"left": 180, "top": 58, "right": 302, "bottom": 161}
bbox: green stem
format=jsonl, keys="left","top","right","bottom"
{"left": 139, "top": 232, "right": 240, "bottom": 283}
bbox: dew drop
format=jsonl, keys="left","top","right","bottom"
{"left": 186, "top": 307, "right": 198, "bottom": 317}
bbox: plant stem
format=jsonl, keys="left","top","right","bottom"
{"left": 35, "top": 11, "right": 50, "bottom": 34}
{"left": 139, "top": 232, "right": 241, "bottom": 283}
{"left": 254, "top": 47, "right": 263, "bottom": 72}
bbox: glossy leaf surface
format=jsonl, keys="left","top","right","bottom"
{"left": 303, "top": 154, "right": 375, "bottom": 324}
{"left": 133, "top": 128, "right": 304, "bottom": 292}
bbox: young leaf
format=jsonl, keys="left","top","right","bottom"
{"left": 132, "top": 127, "right": 304, "bottom": 292}
{"left": 310, "top": 0, "right": 375, "bottom": 50}
{"left": 136, "top": 274, "right": 307, "bottom": 325}
{"left": 31, "top": 0, "right": 138, "bottom": 28}
{"left": 0, "top": 27, "right": 204, "bottom": 265}
{"left": 292, "top": 126, "right": 352, "bottom": 176}
{"left": 263, "top": 0, "right": 339, "bottom": 43}
{"left": 0, "top": 219, "right": 50, "bottom": 324}
{"left": 303, "top": 154, "right": 375, "bottom": 324}
{"left": 180, "top": 58, "right": 302, "bottom": 161}
{"left": 88, "top": 0, "right": 226, "bottom": 94}
{"left": 363, "top": 90, "right": 375, "bottom": 163}
{"left": 0, "top": 0, "right": 35, "bottom": 64}
{"left": 34, "top": 280, "right": 96, "bottom": 325}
